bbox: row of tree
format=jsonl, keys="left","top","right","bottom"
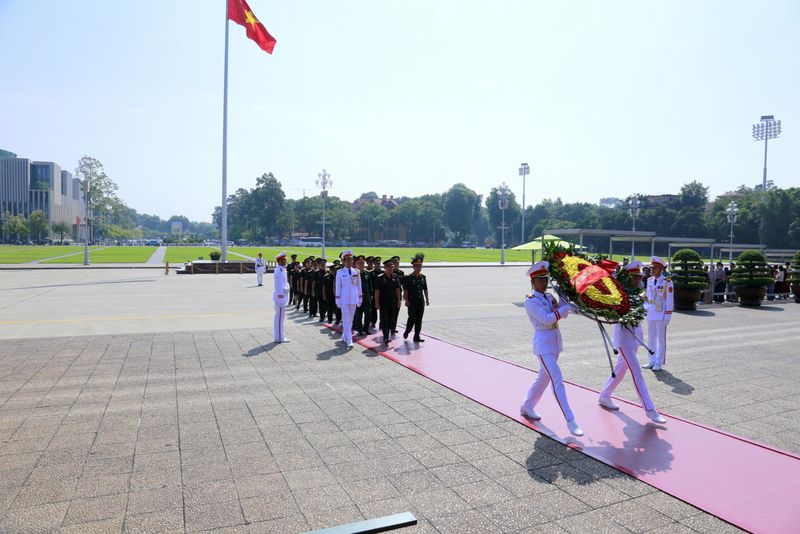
{"left": 212, "top": 172, "right": 800, "bottom": 250}
{"left": 0, "top": 210, "right": 70, "bottom": 243}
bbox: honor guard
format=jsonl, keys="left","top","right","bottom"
{"left": 254, "top": 253, "right": 267, "bottom": 287}
{"left": 374, "top": 259, "right": 401, "bottom": 344}
{"left": 335, "top": 251, "right": 362, "bottom": 349}
{"left": 519, "top": 262, "right": 584, "bottom": 437}
{"left": 403, "top": 254, "right": 429, "bottom": 342}
{"left": 272, "top": 252, "right": 290, "bottom": 343}
{"left": 354, "top": 255, "right": 373, "bottom": 336}
{"left": 643, "top": 256, "right": 673, "bottom": 371}
{"left": 598, "top": 261, "right": 666, "bottom": 423}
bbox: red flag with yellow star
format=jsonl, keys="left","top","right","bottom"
{"left": 227, "top": 0, "right": 277, "bottom": 54}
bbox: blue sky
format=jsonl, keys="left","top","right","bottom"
{"left": 1, "top": 0, "right": 797, "bottom": 222}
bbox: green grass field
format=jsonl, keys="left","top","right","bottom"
{"left": 163, "top": 247, "right": 219, "bottom": 263}
{"left": 43, "top": 246, "right": 158, "bottom": 264}
{"left": 0, "top": 245, "right": 88, "bottom": 263}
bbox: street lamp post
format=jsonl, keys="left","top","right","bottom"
{"left": 726, "top": 201, "right": 739, "bottom": 263}
{"left": 497, "top": 183, "right": 511, "bottom": 265}
{"left": 752, "top": 115, "right": 781, "bottom": 245}
{"left": 316, "top": 169, "right": 332, "bottom": 259}
{"left": 518, "top": 163, "right": 529, "bottom": 243}
{"left": 628, "top": 194, "right": 640, "bottom": 259}
{"left": 83, "top": 177, "right": 91, "bottom": 266}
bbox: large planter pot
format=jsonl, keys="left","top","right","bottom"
{"left": 736, "top": 286, "right": 766, "bottom": 307}
{"left": 793, "top": 285, "right": 800, "bottom": 304}
{"left": 674, "top": 289, "right": 701, "bottom": 311}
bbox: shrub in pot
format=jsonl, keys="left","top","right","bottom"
{"left": 669, "top": 249, "right": 707, "bottom": 310}
{"left": 209, "top": 251, "right": 222, "bottom": 261}
{"left": 730, "top": 250, "right": 772, "bottom": 306}
{"left": 790, "top": 250, "right": 800, "bottom": 303}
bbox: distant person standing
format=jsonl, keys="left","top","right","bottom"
{"left": 255, "top": 253, "right": 266, "bottom": 287}
{"left": 272, "top": 252, "right": 290, "bottom": 343}
{"left": 374, "top": 259, "right": 401, "bottom": 344}
{"left": 403, "top": 254, "right": 429, "bottom": 342}
{"left": 643, "top": 256, "right": 673, "bottom": 371}
{"left": 335, "top": 251, "right": 362, "bottom": 349}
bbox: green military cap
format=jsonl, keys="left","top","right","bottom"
{"left": 383, "top": 259, "right": 394, "bottom": 266}
{"left": 355, "top": 255, "right": 366, "bottom": 261}
{"left": 391, "top": 255, "right": 400, "bottom": 261}
{"left": 332, "top": 259, "right": 341, "bottom": 265}
{"left": 317, "top": 258, "right": 327, "bottom": 263}
{"left": 365, "top": 256, "right": 375, "bottom": 262}
{"left": 374, "top": 256, "right": 382, "bottom": 261}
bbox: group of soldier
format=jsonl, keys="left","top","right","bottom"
{"left": 270, "top": 251, "right": 429, "bottom": 348}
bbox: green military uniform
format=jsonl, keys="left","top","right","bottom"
{"left": 403, "top": 255, "right": 428, "bottom": 342}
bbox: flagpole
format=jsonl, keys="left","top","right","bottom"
{"left": 221, "top": 0, "right": 230, "bottom": 262}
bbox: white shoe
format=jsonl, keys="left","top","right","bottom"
{"left": 641, "top": 362, "right": 654, "bottom": 369}
{"left": 652, "top": 365, "right": 662, "bottom": 372}
{"left": 646, "top": 410, "right": 666, "bottom": 424}
{"left": 598, "top": 397, "right": 619, "bottom": 411}
{"left": 519, "top": 407, "right": 541, "bottom": 420}
{"left": 346, "top": 343, "right": 353, "bottom": 349}
{"left": 567, "top": 420, "right": 584, "bottom": 437}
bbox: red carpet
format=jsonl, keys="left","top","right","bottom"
{"left": 348, "top": 330, "right": 800, "bottom": 534}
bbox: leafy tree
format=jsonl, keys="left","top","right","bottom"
{"left": 444, "top": 183, "right": 480, "bottom": 243}
{"left": 75, "top": 156, "right": 119, "bottom": 240}
{"left": 679, "top": 180, "right": 709, "bottom": 210}
{"left": 51, "top": 222, "right": 71, "bottom": 243}
{"left": 486, "top": 186, "right": 521, "bottom": 246}
{"left": 357, "top": 202, "right": 390, "bottom": 242}
{"left": 3, "top": 214, "right": 29, "bottom": 241}
{"left": 27, "top": 210, "right": 49, "bottom": 241}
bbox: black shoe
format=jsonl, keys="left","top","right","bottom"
{"left": 383, "top": 336, "right": 389, "bottom": 344}
{"left": 403, "top": 330, "right": 410, "bottom": 340}
{"left": 414, "top": 337, "right": 425, "bottom": 342}
{"left": 392, "top": 330, "right": 398, "bottom": 334}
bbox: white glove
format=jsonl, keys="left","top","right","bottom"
{"left": 663, "top": 314, "right": 671, "bottom": 324}
{"left": 558, "top": 304, "right": 572, "bottom": 317}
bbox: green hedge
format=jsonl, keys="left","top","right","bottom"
{"left": 730, "top": 250, "right": 773, "bottom": 287}
{"left": 790, "top": 250, "right": 800, "bottom": 286}
{"left": 670, "top": 249, "right": 707, "bottom": 291}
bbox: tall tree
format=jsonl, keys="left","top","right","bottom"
{"left": 357, "top": 203, "right": 389, "bottom": 242}
{"left": 27, "top": 210, "right": 49, "bottom": 241}
{"left": 444, "top": 183, "right": 480, "bottom": 243}
{"left": 74, "top": 156, "right": 120, "bottom": 240}
{"left": 486, "top": 186, "right": 521, "bottom": 246}
{"left": 51, "top": 222, "right": 71, "bottom": 243}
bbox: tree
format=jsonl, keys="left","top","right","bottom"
{"left": 3, "top": 214, "right": 29, "bottom": 242}
{"left": 27, "top": 210, "right": 49, "bottom": 242}
{"left": 51, "top": 222, "right": 71, "bottom": 243}
{"left": 250, "top": 173, "right": 286, "bottom": 239}
{"left": 486, "top": 186, "right": 521, "bottom": 246}
{"left": 357, "top": 202, "right": 390, "bottom": 242}
{"left": 679, "top": 180, "right": 709, "bottom": 210}
{"left": 75, "top": 156, "right": 120, "bottom": 241}
{"left": 444, "top": 184, "right": 480, "bottom": 243}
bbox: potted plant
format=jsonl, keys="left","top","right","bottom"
{"left": 790, "top": 250, "right": 800, "bottom": 303}
{"left": 730, "top": 250, "right": 772, "bottom": 306}
{"left": 209, "top": 251, "right": 221, "bottom": 261}
{"left": 669, "top": 249, "right": 707, "bottom": 310}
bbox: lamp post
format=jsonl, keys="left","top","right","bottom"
{"left": 497, "top": 183, "right": 511, "bottom": 265}
{"left": 83, "top": 177, "right": 90, "bottom": 265}
{"left": 628, "top": 194, "right": 640, "bottom": 259}
{"left": 316, "top": 169, "right": 332, "bottom": 259}
{"left": 752, "top": 115, "right": 781, "bottom": 245}
{"left": 726, "top": 201, "right": 739, "bottom": 262}
{"left": 518, "top": 163, "right": 529, "bottom": 243}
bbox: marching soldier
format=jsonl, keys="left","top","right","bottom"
{"left": 313, "top": 258, "right": 327, "bottom": 321}
{"left": 335, "top": 251, "right": 362, "bottom": 349}
{"left": 323, "top": 262, "right": 337, "bottom": 324}
{"left": 642, "top": 256, "right": 673, "bottom": 372}
{"left": 287, "top": 254, "right": 299, "bottom": 304}
{"left": 300, "top": 257, "right": 314, "bottom": 313}
{"left": 354, "top": 255, "right": 373, "bottom": 336}
{"left": 255, "top": 253, "right": 267, "bottom": 287}
{"left": 374, "top": 259, "right": 401, "bottom": 344}
{"left": 272, "top": 252, "right": 290, "bottom": 343}
{"left": 519, "top": 261, "right": 584, "bottom": 437}
{"left": 370, "top": 256, "right": 383, "bottom": 330}
{"left": 403, "top": 254, "right": 429, "bottom": 342}
{"left": 598, "top": 261, "right": 666, "bottom": 423}
{"left": 389, "top": 257, "right": 403, "bottom": 334}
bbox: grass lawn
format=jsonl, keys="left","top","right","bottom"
{"left": 0, "top": 245, "right": 87, "bottom": 264}
{"left": 43, "top": 246, "right": 158, "bottom": 263}
{"left": 164, "top": 247, "right": 220, "bottom": 263}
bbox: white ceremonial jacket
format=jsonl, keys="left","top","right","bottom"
{"left": 612, "top": 322, "right": 644, "bottom": 349}
{"left": 255, "top": 257, "right": 267, "bottom": 273}
{"left": 524, "top": 290, "right": 572, "bottom": 355}
{"left": 335, "top": 267, "right": 362, "bottom": 307}
{"left": 273, "top": 265, "right": 289, "bottom": 304}
{"left": 645, "top": 275, "right": 674, "bottom": 321}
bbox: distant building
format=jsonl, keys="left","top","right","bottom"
{"left": 642, "top": 194, "right": 679, "bottom": 207}
{"left": 351, "top": 194, "right": 399, "bottom": 211}
{"left": 0, "top": 149, "right": 85, "bottom": 241}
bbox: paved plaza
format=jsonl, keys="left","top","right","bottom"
{"left": 1, "top": 268, "right": 799, "bottom": 532}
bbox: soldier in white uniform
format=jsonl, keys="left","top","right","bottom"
{"left": 255, "top": 252, "right": 267, "bottom": 286}
{"left": 335, "top": 250, "right": 362, "bottom": 349}
{"left": 272, "top": 251, "right": 290, "bottom": 343}
{"left": 520, "top": 261, "right": 584, "bottom": 437}
{"left": 642, "top": 256, "right": 673, "bottom": 371}
{"left": 598, "top": 261, "right": 667, "bottom": 424}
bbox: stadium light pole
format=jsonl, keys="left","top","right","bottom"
{"left": 726, "top": 201, "right": 738, "bottom": 263}
{"left": 628, "top": 194, "right": 640, "bottom": 259}
{"left": 752, "top": 115, "right": 781, "bottom": 245}
{"left": 316, "top": 169, "right": 332, "bottom": 259}
{"left": 498, "top": 183, "right": 511, "bottom": 265}
{"left": 518, "top": 163, "right": 529, "bottom": 243}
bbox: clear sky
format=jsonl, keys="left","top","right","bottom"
{"left": 1, "top": 0, "right": 798, "bottom": 222}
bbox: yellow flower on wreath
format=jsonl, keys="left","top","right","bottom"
{"left": 560, "top": 255, "right": 624, "bottom": 306}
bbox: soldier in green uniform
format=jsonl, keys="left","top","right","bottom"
{"left": 313, "top": 258, "right": 328, "bottom": 321}
{"left": 374, "top": 259, "right": 401, "bottom": 344}
{"left": 403, "top": 254, "right": 429, "bottom": 342}
{"left": 370, "top": 256, "right": 383, "bottom": 330}
{"left": 287, "top": 254, "right": 300, "bottom": 306}
{"left": 390, "top": 256, "right": 404, "bottom": 334}
{"left": 298, "top": 257, "right": 313, "bottom": 313}
{"left": 354, "top": 255, "right": 373, "bottom": 336}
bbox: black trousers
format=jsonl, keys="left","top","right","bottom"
{"left": 298, "top": 291, "right": 307, "bottom": 312}
{"left": 379, "top": 305, "right": 399, "bottom": 339}
{"left": 309, "top": 293, "right": 318, "bottom": 316}
{"left": 317, "top": 295, "right": 327, "bottom": 320}
{"left": 289, "top": 282, "right": 295, "bottom": 305}
{"left": 404, "top": 302, "right": 425, "bottom": 339}
{"left": 354, "top": 299, "right": 372, "bottom": 333}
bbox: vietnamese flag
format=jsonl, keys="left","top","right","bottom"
{"left": 227, "top": 0, "right": 277, "bottom": 54}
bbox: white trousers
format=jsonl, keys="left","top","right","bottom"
{"left": 647, "top": 320, "right": 668, "bottom": 366}
{"left": 256, "top": 271, "right": 264, "bottom": 285}
{"left": 599, "top": 345, "right": 656, "bottom": 412}
{"left": 521, "top": 352, "right": 575, "bottom": 423}
{"left": 273, "top": 302, "right": 286, "bottom": 342}
{"left": 341, "top": 304, "right": 358, "bottom": 345}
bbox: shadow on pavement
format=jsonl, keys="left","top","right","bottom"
{"left": 652, "top": 369, "right": 695, "bottom": 395}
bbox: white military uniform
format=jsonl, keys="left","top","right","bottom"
{"left": 645, "top": 265, "right": 673, "bottom": 370}
{"left": 521, "top": 289, "right": 577, "bottom": 423}
{"left": 599, "top": 322, "right": 658, "bottom": 412}
{"left": 255, "top": 256, "right": 267, "bottom": 286}
{"left": 273, "top": 256, "right": 289, "bottom": 342}
{"left": 335, "top": 252, "right": 362, "bottom": 348}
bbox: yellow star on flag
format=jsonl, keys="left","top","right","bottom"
{"left": 244, "top": 10, "right": 258, "bottom": 28}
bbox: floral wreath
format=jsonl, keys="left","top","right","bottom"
{"left": 543, "top": 243, "right": 646, "bottom": 325}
